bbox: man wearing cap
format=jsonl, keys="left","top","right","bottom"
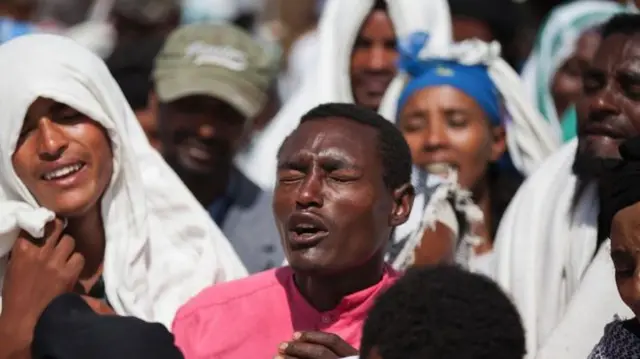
{"left": 153, "top": 23, "right": 283, "bottom": 274}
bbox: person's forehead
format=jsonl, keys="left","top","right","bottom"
{"left": 281, "top": 117, "right": 379, "bottom": 159}
{"left": 593, "top": 33, "right": 640, "bottom": 69}
{"left": 359, "top": 10, "right": 394, "bottom": 37}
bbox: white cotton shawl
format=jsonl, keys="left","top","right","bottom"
{"left": 234, "top": 0, "right": 453, "bottom": 190}
{"left": 536, "top": 240, "right": 632, "bottom": 359}
{"left": 491, "top": 138, "right": 630, "bottom": 358}
{"left": 0, "top": 34, "right": 248, "bottom": 328}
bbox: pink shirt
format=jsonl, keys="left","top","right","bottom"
{"left": 172, "top": 266, "right": 399, "bottom": 359}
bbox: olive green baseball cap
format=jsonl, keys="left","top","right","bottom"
{"left": 153, "top": 24, "right": 275, "bottom": 118}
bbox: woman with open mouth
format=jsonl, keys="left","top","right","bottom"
{"left": 0, "top": 33, "right": 247, "bottom": 357}
{"left": 382, "top": 32, "right": 559, "bottom": 270}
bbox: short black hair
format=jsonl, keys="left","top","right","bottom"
{"left": 602, "top": 13, "right": 640, "bottom": 39}
{"left": 106, "top": 35, "right": 165, "bottom": 111}
{"left": 297, "top": 103, "right": 412, "bottom": 190}
{"left": 360, "top": 265, "right": 526, "bottom": 359}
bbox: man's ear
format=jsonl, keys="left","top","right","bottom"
{"left": 389, "top": 183, "right": 415, "bottom": 227}
{"left": 490, "top": 124, "right": 507, "bottom": 162}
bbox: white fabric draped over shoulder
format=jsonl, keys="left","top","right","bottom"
{"left": 491, "top": 139, "right": 632, "bottom": 358}
{"left": 234, "top": 0, "right": 453, "bottom": 190}
{"left": 0, "top": 34, "right": 248, "bottom": 328}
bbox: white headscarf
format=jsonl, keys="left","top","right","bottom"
{"left": 234, "top": 0, "right": 453, "bottom": 190}
{"left": 0, "top": 34, "right": 248, "bottom": 328}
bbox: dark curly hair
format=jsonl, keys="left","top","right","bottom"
{"left": 360, "top": 265, "right": 526, "bottom": 359}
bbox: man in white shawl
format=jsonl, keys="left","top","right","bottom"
{"left": 234, "top": 0, "right": 452, "bottom": 190}
{"left": 491, "top": 13, "right": 640, "bottom": 359}
{"left": 0, "top": 34, "right": 247, "bottom": 357}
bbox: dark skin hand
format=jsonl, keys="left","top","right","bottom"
{"left": 275, "top": 331, "right": 359, "bottom": 359}
{"left": 0, "top": 218, "right": 85, "bottom": 359}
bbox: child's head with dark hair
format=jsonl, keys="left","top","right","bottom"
{"left": 360, "top": 265, "right": 526, "bottom": 359}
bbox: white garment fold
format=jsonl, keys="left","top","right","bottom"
{"left": 491, "top": 138, "right": 624, "bottom": 358}
{"left": 536, "top": 241, "right": 632, "bottom": 359}
{"left": 235, "top": 0, "right": 452, "bottom": 190}
{"left": 0, "top": 34, "right": 248, "bottom": 328}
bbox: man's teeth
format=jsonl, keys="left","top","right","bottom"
{"left": 43, "top": 164, "right": 83, "bottom": 180}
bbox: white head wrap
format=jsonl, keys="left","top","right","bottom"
{"left": 235, "top": 0, "right": 453, "bottom": 190}
{"left": 0, "top": 34, "right": 248, "bottom": 327}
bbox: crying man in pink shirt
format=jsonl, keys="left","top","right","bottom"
{"left": 172, "top": 103, "right": 415, "bottom": 359}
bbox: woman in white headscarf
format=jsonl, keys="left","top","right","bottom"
{"left": 234, "top": 0, "right": 453, "bottom": 190}
{"left": 521, "top": 0, "right": 624, "bottom": 143}
{"left": 0, "top": 33, "right": 247, "bottom": 355}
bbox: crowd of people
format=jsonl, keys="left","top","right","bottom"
{"left": 0, "top": 0, "right": 640, "bottom": 358}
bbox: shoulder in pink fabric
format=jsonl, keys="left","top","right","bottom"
{"left": 172, "top": 266, "right": 399, "bottom": 359}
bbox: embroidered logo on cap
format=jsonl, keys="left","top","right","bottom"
{"left": 184, "top": 41, "right": 248, "bottom": 71}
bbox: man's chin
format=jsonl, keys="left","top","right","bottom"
{"left": 574, "top": 137, "right": 623, "bottom": 180}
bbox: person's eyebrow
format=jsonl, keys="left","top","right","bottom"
{"left": 320, "top": 157, "right": 361, "bottom": 172}
{"left": 277, "top": 155, "right": 307, "bottom": 171}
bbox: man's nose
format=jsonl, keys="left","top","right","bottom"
{"left": 589, "top": 84, "right": 619, "bottom": 120}
{"left": 295, "top": 170, "right": 324, "bottom": 209}
{"left": 198, "top": 124, "right": 216, "bottom": 139}
{"left": 367, "top": 45, "right": 390, "bottom": 71}
{"left": 37, "top": 118, "right": 68, "bottom": 160}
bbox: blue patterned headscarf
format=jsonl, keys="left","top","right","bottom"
{"left": 395, "top": 32, "right": 516, "bottom": 171}
{"left": 396, "top": 32, "right": 501, "bottom": 126}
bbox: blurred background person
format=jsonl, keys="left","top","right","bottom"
{"left": 447, "top": 0, "right": 531, "bottom": 71}
{"left": 106, "top": 34, "right": 166, "bottom": 152}
{"left": 153, "top": 24, "right": 282, "bottom": 273}
{"left": 385, "top": 34, "right": 558, "bottom": 267}
{"left": 66, "top": 0, "right": 180, "bottom": 59}
{"left": 0, "top": 0, "right": 38, "bottom": 43}
{"left": 521, "top": 0, "right": 625, "bottom": 144}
